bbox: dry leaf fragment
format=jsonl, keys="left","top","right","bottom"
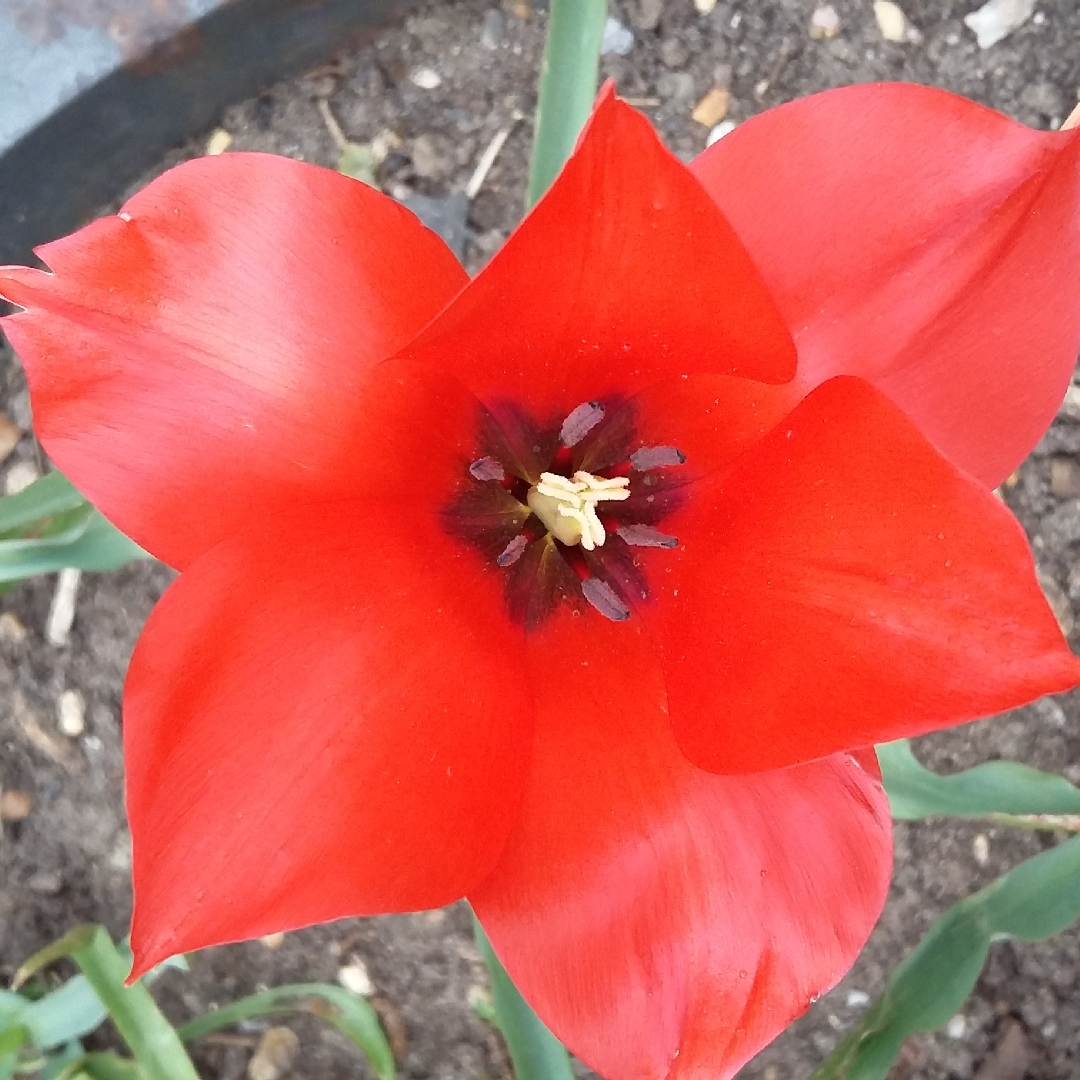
{"left": 0, "top": 413, "right": 21, "bottom": 464}
{"left": 692, "top": 87, "right": 730, "bottom": 127}
{"left": 205, "top": 129, "right": 232, "bottom": 156}
{"left": 0, "top": 788, "right": 33, "bottom": 822}
{"left": 248, "top": 1027, "right": 299, "bottom": 1080}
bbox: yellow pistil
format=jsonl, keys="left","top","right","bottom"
{"left": 527, "top": 470, "right": 630, "bottom": 550}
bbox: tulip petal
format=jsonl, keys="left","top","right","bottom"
{"left": 124, "top": 500, "right": 531, "bottom": 975}
{"left": 0, "top": 154, "right": 467, "bottom": 569}
{"left": 399, "top": 85, "right": 796, "bottom": 418}
{"left": 472, "top": 609, "right": 891, "bottom": 1080}
{"left": 692, "top": 83, "right": 1080, "bottom": 487}
{"left": 640, "top": 376, "right": 1080, "bottom": 775}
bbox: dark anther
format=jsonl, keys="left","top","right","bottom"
{"left": 617, "top": 524, "right": 679, "bottom": 549}
{"left": 469, "top": 456, "right": 505, "bottom": 482}
{"left": 581, "top": 577, "right": 631, "bottom": 621}
{"left": 559, "top": 401, "right": 606, "bottom": 447}
{"left": 497, "top": 534, "right": 530, "bottom": 567}
{"left": 630, "top": 446, "right": 686, "bottom": 471}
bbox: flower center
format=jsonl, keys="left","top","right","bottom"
{"left": 443, "top": 397, "right": 686, "bottom": 629}
{"left": 527, "top": 471, "right": 631, "bottom": 550}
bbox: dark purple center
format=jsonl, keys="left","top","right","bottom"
{"left": 443, "top": 398, "right": 687, "bottom": 630}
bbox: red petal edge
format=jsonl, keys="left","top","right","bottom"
{"left": 693, "top": 82, "right": 1080, "bottom": 487}
{"left": 0, "top": 153, "right": 467, "bottom": 569}
{"left": 398, "top": 84, "right": 796, "bottom": 420}
{"left": 640, "top": 375, "right": 1080, "bottom": 774}
{"left": 472, "top": 609, "right": 892, "bottom": 1080}
{"left": 125, "top": 500, "right": 530, "bottom": 975}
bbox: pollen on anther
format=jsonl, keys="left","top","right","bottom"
{"left": 560, "top": 401, "right": 606, "bottom": 447}
{"left": 469, "top": 456, "right": 505, "bottom": 481}
{"left": 630, "top": 446, "right": 686, "bottom": 471}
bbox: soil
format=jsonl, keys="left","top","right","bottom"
{"left": 3, "top": 1, "right": 1080, "bottom": 1078}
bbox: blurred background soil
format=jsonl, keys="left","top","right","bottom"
{"left": 3, "top": 1, "right": 1080, "bottom": 1077}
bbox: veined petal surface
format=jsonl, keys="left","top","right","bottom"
{"left": 398, "top": 85, "right": 796, "bottom": 418}
{"left": 640, "top": 376, "right": 1080, "bottom": 775}
{"left": 0, "top": 154, "right": 467, "bottom": 568}
{"left": 472, "top": 610, "right": 891, "bottom": 1080}
{"left": 692, "top": 82, "right": 1080, "bottom": 487}
{"left": 125, "top": 501, "right": 530, "bottom": 975}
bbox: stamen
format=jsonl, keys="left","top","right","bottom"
{"left": 581, "top": 577, "right": 631, "bottom": 621}
{"left": 560, "top": 401, "right": 605, "bottom": 447}
{"left": 617, "top": 524, "right": 679, "bottom": 549}
{"left": 630, "top": 446, "right": 686, "bottom": 471}
{"left": 497, "top": 534, "right": 530, "bottom": 567}
{"left": 469, "top": 456, "right": 505, "bottom": 482}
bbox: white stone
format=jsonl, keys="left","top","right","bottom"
{"left": 410, "top": 67, "right": 442, "bottom": 90}
{"left": 4, "top": 460, "right": 39, "bottom": 495}
{"left": 337, "top": 959, "right": 375, "bottom": 996}
{"left": 845, "top": 990, "right": 871, "bottom": 1008}
{"left": 946, "top": 1013, "right": 967, "bottom": 1039}
{"left": 706, "top": 120, "right": 738, "bottom": 146}
{"left": 873, "top": 1, "right": 909, "bottom": 42}
{"left": 964, "top": 0, "right": 1035, "bottom": 49}
{"left": 601, "top": 17, "right": 634, "bottom": 56}
{"left": 57, "top": 689, "right": 85, "bottom": 737}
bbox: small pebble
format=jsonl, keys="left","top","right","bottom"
{"left": 946, "top": 1013, "right": 967, "bottom": 1040}
{"left": 480, "top": 9, "right": 504, "bottom": 49}
{"left": 5, "top": 460, "right": 39, "bottom": 495}
{"left": 27, "top": 871, "right": 63, "bottom": 895}
{"left": 845, "top": 989, "right": 870, "bottom": 1009}
{"left": 693, "top": 0, "right": 717, "bottom": 11}
{"left": 0, "top": 788, "right": 33, "bottom": 822}
{"left": 410, "top": 67, "right": 442, "bottom": 90}
{"left": 260, "top": 932, "right": 286, "bottom": 949}
{"left": 657, "top": 71, "right": 696, "bottom": 104}
{"left": 706, "top": 120, "right": 738, "bottom": 146}
{"left": 248, "top": 1027, "right": 299, "bottom": 1080}
{"left": 1050, "top": 457, "right": 1080, "bottom": 498}
{"left": 660, "top": 37, "right": 688, "bottom": 68}
{"left": 338, "top": 959, "right": 375, "bottom": 996}
{"left": 0, "top": 412, "right": 21, "bottom": 464}
{"left": 634, "top": 0, "right": 664, "bottom": 31}
{"left": 809, "top": 5, "right": 841, "bottom": 39}
{"left": 57, "top": 689, "right": 86, "bottom": 737}
{"left": 0, "top": 611, "right": 28, "bottom": 644}
{"left": 205, "top": 128, "right": 233, "bottom": 156}
{"left": 601, "top": 16, "right": 634, "bottom": 56}
{"left": 964, "top": 0, "right": 1035, "bottom": 49}
{"left": 692, "top": 86, "right": 730, "bottom": 127}
{"left": 411, "top": 134, "right": 445, "bottom": 179}
{"left": 873, "top": 0, "right": 910, "bottom": 42}
{"left": 972, "top": 833, "right": 990, "bottom": 865}
{"left": 109, "top": 832, "right": 133, "bottom": 871}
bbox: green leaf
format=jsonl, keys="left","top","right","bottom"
{"left": 52, "top": 1052, "right": 142, "bottom": 1080}
{"left": 21, "top": 977, "right": 108, "bottom": 1049}
{"left": 0, "top": 472, "right": 149, "bottom": 583}
{"left": 14, "top": 926, "right": 197, "bottom": 1080}
{"left": 0, "top": 472, "right": 86, "bottom": 534}
{"left": 877, "top": 739, "right": 1080, "bottom": 820}
{"left": 527, "top": 0, "right": 608, "bottom": 207}
{"left": 810, "top": 834, "right": 1080, "bottom": 1080}
{"left": 473, "top": 918, "right": 574, "bottom": 1080}
{"left": 0, "top": 1025, "right": 30, "bottom": 1080}
{"left": 177, "top": 984, "right": 394, "bottom": 1080}
{"left": 337, "top": 143, "right": 377, "bottom": 185}
{"left": 0, "top": 991, "right": 25, "bottom": 1026}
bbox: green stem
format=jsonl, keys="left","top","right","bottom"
{"left": 72, "top": 929, "right": 198, "bottom": 1080}
{"left": 527, "top": 0, "right": 608, "bottom": 207}
{"left": 473, "top": 918, "right": 575, "bottom": 1080}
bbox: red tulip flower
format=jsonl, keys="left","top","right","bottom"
{"left": 3, "top": 83, "right": 1080, "bottom": 1079}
